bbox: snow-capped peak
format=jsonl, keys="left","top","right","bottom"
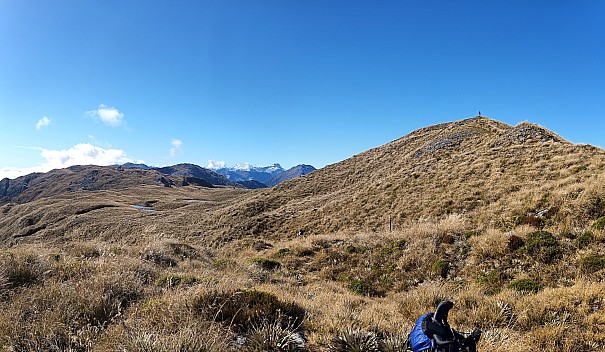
{"left": 233, "top": 162, "right": 253, "bottom": 171}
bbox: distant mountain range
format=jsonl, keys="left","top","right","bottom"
{"left": 0, "top": 162, "right": 316, "bottom": 205}
{"left": 129, "top": 162, "right": 316, "bottom": 188}
{"left": 210, "top": 163, "right": 284, "bottom": 184}
{"left": 208, "top": 163, "right": 316, "bottom": 187}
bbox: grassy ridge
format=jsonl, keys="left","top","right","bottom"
{"left": 2, "top": 117, "right": 605, "bottom": 350}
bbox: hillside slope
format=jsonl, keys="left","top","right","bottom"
{"left": 0, "top": 165, "right": 214, "bottom": 205}
{"left": 265, "top": 164, "right": 316, "bottom": 187}
{"left": 2, "top": 116, "right": 605, "bottom": 351}
{"left": 3, "top": 116, "right": 605, "bottom": 245}
{"left": 224, "top": 116, "right": 605, "bottom": 239}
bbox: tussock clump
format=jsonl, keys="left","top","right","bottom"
{"left": 0, "top": 257, "right": 148, "bottom": 350}
{"left": 0, "top": 251, "right": 50, "bottom": 298}
{"left": 192, "top": 289, "right": 306, "bottom": 333}
{"left": 245, "top": 319, "right": 307, "bottom": 352}
{"left": 380, "top": 332, "right": 410, "bottom": 352}
{"left": 468, "top": 229, "right": 509, "bottom": 262}
{"left": 141, "top": 240, "right": 204, "bottom": 268}
{"left": 117, "top": 324, "right": 231, "bottom": 352}
{"left": 327, "top": 327, "right": 380, "bottom": 352}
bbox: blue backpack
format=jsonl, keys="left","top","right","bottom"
{"left": 409, "top": 313, "right": 433, "bottom": 352}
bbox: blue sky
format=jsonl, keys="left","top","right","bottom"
{"left": 1, "top": 1, "right": 604, "bottom": 179}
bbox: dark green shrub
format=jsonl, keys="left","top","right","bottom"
{"left": 581, "top": 255, "right": 605, "bottom": 274}
{"left": 511, "top": 215, "right": 525, "bottom": 227}
{"left": 592, "top": 216, "right": 605, "bottom": 231}
{"left": 432, "top": 259, "right": 450, "bottom": 278}
{"left": 508, "top": 278, "right": 543, "bottom": 294}
{"left": 192, "top": 289, "right": 305, "bottom": 333}
{"left": 575, "top": 232, "right": 595, "bottom": 249}
{"left": 345, "top": 245, "right": 359, "bottom": 254}
{"left": 573, "top": 164, "right": 588, "bottom": 173}
{"left": 156, "top": 274, "right": 198, "bottom": 288}
{"left": 377, "top": 240, "right": 407, "bottom": 256}
{"left": 524, "top": 231, "right": 562, "bottom": 264}
{"left": 464, "top": 230, "right": 481, "bottom": 239}
{"left": 251, "top": 257, "right": 281, "bottom": 270}
{"left": 348, "top": 278, "right": 374, "bottom": 296}
{"left": 295, "top": 248, "right": 315, "bottom": 257}
{"left": 477, "top": 269, "right": 505, "bottom": 294}
{"left": 392, "top": 239, "right": 408, "bottom": 250}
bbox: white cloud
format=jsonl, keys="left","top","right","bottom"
{"left": 0, "top": 166, "right": 44, "bottom": 180}
{"left": 206, "top": 160, "right": 226, "bottom": 169}
{"left": 169, "top": 138, "right": 183, "bottom": 157}
{"left": 0, "top": 143, "right": 138, "bottom": 180}
{"left": 86, "top": 104, "right": 125, "bottom": 127}
{"left": 36, "top": 116, "right": 52, "bottom": 130}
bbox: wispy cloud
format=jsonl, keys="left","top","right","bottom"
{"left": 169, "top": 138, "right": 183, "bottom": 157}
{"left": 35, "top": 116, "right": 52, "bottom": 130}
{"left": 206, "top": 160, "right": 226, "bottom": 169}
{"left": 0, "top": 143, "right": 139, "bottom": 180}
{"left": 86, "top": 104, "right": 125, "bottom": 127}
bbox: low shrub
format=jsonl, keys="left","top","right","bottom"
{"left": 581, "top": 255, "right": 605, "bottom": 274}
{"left": 477, "top": 269, "right": 505, "bottom": 294}
{"left": 524, "top": 231, "right": 562, "bottom": 264}
{"left": 432, "top": 259, "right": 450, "bottom": 278}
{"left": 156, "top": 274, "right": 199, "bottom": 288}
{"left": 592, "top": 216, "right": 605, "bottom": 231}
{"left": 575, "top": 231, "right": 595, "bottom": 249}
{"left": 347, "top": 278, "right": 374, "bottom": 296}
{"left": 275, "top": 248, "right": 292, "bottom": 257}
{"left": 508, "top": 278, "right": 543, "bottom": 294}
{"left": 464, "top": 230, "right": 481, "bottom": 239}
{"left": 251, "top": 257, "right": 281, "bottom": 270}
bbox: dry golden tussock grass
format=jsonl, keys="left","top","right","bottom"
{"left": 3, "top": 117, "right": 605, "bottom": 350}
